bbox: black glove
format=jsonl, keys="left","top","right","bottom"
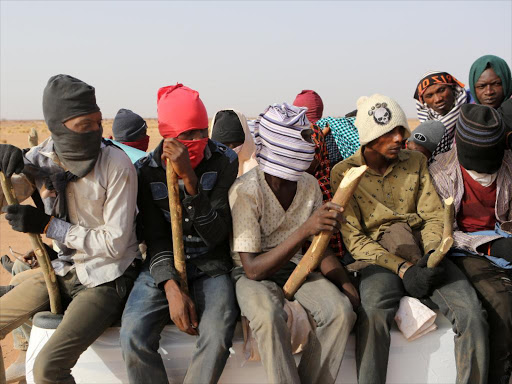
{"left": 0, "top": 144, "right": 24, "bottom": 177}
{"left": 2, "top": 205, "right": 51, "bottom": 234}
{"left": 402, "top": 254, "right": 446, "bottom": 298}
{"left": 490, "top": 238, "right": 512, "bottom": 263}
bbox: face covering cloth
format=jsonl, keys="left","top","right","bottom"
{"left": 253, "top": 103, "right": 315, "bottom": 182}
{"left": 157, "top": 83, "right": 209, "bottom": 169}
{"left": 42, "top": 74, "right": 102, "bottom": 178}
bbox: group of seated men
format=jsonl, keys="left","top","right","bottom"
{"left": 0, "top": 53, "right": 511, "bottom": 384}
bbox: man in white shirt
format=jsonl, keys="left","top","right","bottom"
{"left": 0, "top": 74, "right": 140, "bottom": 384}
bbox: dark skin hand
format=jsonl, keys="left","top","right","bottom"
{"left": 161, "top": 128, "right": 208, "bottom": 335}
{"left": 363, "top": 126, "right": 406, "bottom": 175}
{"left": 164, "top": 279, "right": 198, "bottom": 335}
{"left": 161, "top": 128, "right": 208, "bottom": 196}
{"left": 239, "top": 173, "right": 359, "bottom": 308}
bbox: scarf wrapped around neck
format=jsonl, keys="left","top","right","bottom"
{"left": 415, "top": 85, "right": 469, "bottom": 162}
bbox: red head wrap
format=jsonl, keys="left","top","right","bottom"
{"left": 293, "top": 90, "right": 324, "bottom": 124}
{"left": 157, "top": 83, "right": 209, "bottom": 138}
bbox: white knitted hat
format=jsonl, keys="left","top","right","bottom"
{"left": 355, "top": 94, "right": 411, "bottom": 145}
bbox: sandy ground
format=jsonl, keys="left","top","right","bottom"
{"left": 0, "top": 117, "right": 419, "bottom": 377}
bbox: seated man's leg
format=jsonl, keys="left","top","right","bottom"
{"left": 0, "top": 272, "right": 49, "bottom": 342}
{"left": 120, "top": 264, "right": 170, "bottom": 384}
{"left": 430, "top": 258, "right": 489, "bottom": 384}
{"left": 184, "top": 273, "right": 238, "bottom": 384}
{"left": 356, "top": 265, "right": 404, "bottom": 384}
{"left": 294, "top": 272, "right": 356, "bottom": 384}
{"left": 234, "top": 272, "right": 300, "bottom": 383}
{"left": 33, "top": 274, "right": 128, "bottom": 384}
{"left": 452, "top": 255, "right": 511, "bottom": 383}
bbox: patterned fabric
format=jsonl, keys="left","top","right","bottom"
{"left": 310, "top": 124, "right": 343, "bottom": 257}
{"left": 429, "top": 147, "right": 512, "bottom": 255}
{"left": 331, "top": 149, "right": 444, "bottom": 273}
{"left": 413, "top": 71, "right": 465, "bottom": 102}
{"left": 324, "top": 132, "right": 343, "bottom": 167}
{"left": 316, "top": 117, "right": 360, "bottom": 161}
{"left": 229, "top": 167, "right": 323, "bottom": 267}
{"left": 253, "top": 103, "right": 315, "bottom": 182}
{"left": 415, "top": 84, "right": 469, "bottom": 163}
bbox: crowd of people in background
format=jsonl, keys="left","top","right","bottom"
{"left": 0, "top": 53, "right": 511, "bottom": 384}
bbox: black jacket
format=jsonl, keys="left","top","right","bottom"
{"left": 135, "top": 139, "right": 238, "bottom": 287}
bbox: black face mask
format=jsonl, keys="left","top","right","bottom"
{"left": 42, "top": 74, "right": 102, "bottom": 177}
{"left": 52, "top": 123, "right": 103, "bottom": 178}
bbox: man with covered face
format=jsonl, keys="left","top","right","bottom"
{"left": 430, "top": 104, "right": 512, "bottom": 384}
{"left": 119, "top": 84, "right": 239, "bottom": 383}
{"left": 229, "top": 103, "right": 357, "bottom": 384}
{"left": 331, "top": 94, "right": 489, "bottom": 384}
{"left": 0, "top": 74, "right": 140, "bottom": 383}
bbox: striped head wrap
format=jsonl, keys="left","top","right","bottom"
{"left": 456, "top": 104, "right": 506, "bottom": 174}
{"left": 414, "top": 71, "right": 470, "bottom": 163}
{"left": 252, "top": 103, "right": 315, "bottom": 181}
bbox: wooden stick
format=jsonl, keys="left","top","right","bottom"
{"left": 283, "top": 165, "right": 368, "bottom": 300}
{"left": 166, "top": 159, "right": 188, "bottom": 293}
{"left": 0, "top": 172, "right": 62, "bottom": 314}
{"left": 428, "top": 197, "right": 454, "bottom": 268}
{"left": 28, "top": 127, "right": 38, "bottom": 147}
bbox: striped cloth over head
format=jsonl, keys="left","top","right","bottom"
{"left": 414, "top": 71, "right": 470, "bottom": 163}
{"left": 252, "top": 103, "right": 316, "bottom": 181}
{"left": 316, "top": 117, "right": 360, "bottom": 160}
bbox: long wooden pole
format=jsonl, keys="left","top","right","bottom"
{"left": 166, "top": 159, "right": 188, "bottom": 293}
{"left": 283, "top": 165, "right": 368, "bottom": 300}
{"left": 427, "top": 196, "right": 454, "bottom": 268}
{"left": 0, "top": 172, "right": 62, "bottom": 314}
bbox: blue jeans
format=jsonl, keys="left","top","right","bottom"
{"left": 120, "top": 263, "right": 238, "bottom": 384}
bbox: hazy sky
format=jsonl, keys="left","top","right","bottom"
{"left": 1, "top": 0, "right": 511, "bottom": 120}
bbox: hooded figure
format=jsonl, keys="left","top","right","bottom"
{"left": 157, "top": 83, "right": 209, "bottom": 169}
{"left": 210, "top": 109, "right": 258, "bottom": 177}
{"left": 252, "top": 102, "right": 316, "bottom": 182}
{"left": 293, "top": 90, "right": 324, "bottom": 124}
{"left": 469, "top": 55, "right": 512, "bottom": 108}
{"left": 42, "top": 74, "right": 102, "bottom": 177}
{"left": 414, "top": 71, "right": 469, "bottom": 162}
{"left": 112, "top": 108, "right": 150, "bottom": 151}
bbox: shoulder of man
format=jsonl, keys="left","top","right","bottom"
{"left": 330, "top": 153, "right": 359, "bottom": 192}
{"left": 208, "top": 139, "right": 238, "bottom": 165}
{"left": 101, "top": 141, "right": 136, "bottom": 171}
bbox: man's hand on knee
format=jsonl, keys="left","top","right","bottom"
{"left": 401, "top": 254, "right": 445, "bottom": 298}
{"left": 164, "top": 279, "right": 199, "bottom": 336}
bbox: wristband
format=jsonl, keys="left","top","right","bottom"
{"left": 398, "top": 261, "right": 413, "bottom": 279}
{"left": 43, "top": 216, "right": 54, "bottom": 235}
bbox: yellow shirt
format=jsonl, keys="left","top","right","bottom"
{"left": 331, "top": 148, "right": 443, "bottom": 273}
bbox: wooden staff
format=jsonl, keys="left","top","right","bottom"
{"left": 428, "top": 196, "right": 454, "bottom": 268}
{"left": 166, "top": 159, "right": 188, "bottom": 293}
{"left": 0, "top": 172, "right": 62, "bottom": 314}
{"left": 283, "top": 165, "right": 368, "bottom": 300}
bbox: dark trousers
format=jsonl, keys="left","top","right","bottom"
{"left": 452, "top": 255, "right": 512, "bottom": 384}
{"left": 0, "top": 265, "right": 137, "bottom": 384}
{"left": 356, "top": 223, "right": 489, "bottom": 384}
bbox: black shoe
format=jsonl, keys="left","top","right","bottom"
{"left": 1, "top": 255, "right": 14, "bottom": 274}
{"left": 0, "top": 285, "right": 14, "bottom": 297}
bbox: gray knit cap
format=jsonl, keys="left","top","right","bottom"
{"left": 408, "top": 121, "right": 446, "bottom": 153}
